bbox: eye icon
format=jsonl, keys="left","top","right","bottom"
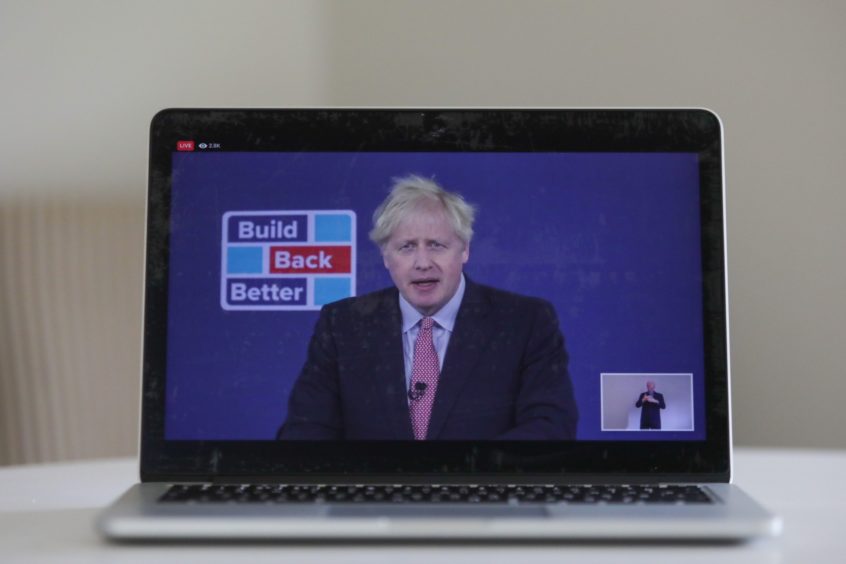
{"left": 198, "top": 143, "right": 208, "bottom": 149}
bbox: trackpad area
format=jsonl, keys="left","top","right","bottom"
{"left": 329, "top": 506, "right": 547, "bottom": 518}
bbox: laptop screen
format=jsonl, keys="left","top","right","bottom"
{"left": 143, "top": 110, "right": 729, "bottom": 477}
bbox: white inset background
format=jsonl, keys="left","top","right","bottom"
{"left": 601, "top": 373, "right": 694, "bottom": 432}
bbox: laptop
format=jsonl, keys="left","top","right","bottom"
{"left": 97, "top": 108, "right": 780, "bottom": 541}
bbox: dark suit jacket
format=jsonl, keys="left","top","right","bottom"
{"left": 278, "top": 278, "right": 578, "bottom": 440}
{"left": 635, "top": 391, "right": 666, "bottom": 429}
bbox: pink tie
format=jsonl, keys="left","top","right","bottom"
{"left": 409, "top": 317, "right": 440, "bottom": 440}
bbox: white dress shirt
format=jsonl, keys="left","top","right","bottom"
{"left": 398, "top": 273, "right": 466, "bottom": 396}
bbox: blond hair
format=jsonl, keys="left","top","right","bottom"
{"left": 369, "top": 175, "right": 476, "bottom": 248}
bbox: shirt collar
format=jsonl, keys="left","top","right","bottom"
{"left": 399, "top": 273, "right": 466, "bottom": 333}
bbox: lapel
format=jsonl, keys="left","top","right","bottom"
{"left": 360, "top": 288, "right": 414, "bottom": 440}
{"left": 426, "top": 278, "right": 494, "bottom": 439}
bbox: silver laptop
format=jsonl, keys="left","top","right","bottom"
{"left": 97, "top": 108, "right": 779, "bottom": 541}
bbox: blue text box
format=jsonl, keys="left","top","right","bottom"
{"left": 227, "top": 214, "right": 307, "bottom": 243}
{"left": 226, "top": 278, "right": 307, "bottom": 307}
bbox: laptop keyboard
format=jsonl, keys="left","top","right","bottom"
{"left": 160, "top": 484, "right": 713, "bottom": 504}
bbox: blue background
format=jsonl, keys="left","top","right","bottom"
{"left": 166, "top": 152, "right": 706, "bottom": 440}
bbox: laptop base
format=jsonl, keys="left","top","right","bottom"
{"left": 98, "top": 483, "right": 780, "bottom": 541}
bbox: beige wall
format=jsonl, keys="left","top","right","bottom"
{"left": 0, "top": 0, "right": 331, "bottom": 465}
{"left": 1, "top": 0, "right": 844, "bottom": 463}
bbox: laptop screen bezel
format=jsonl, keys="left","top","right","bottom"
{"left": 140, "top": 108, "right": 730, "bottom": 482}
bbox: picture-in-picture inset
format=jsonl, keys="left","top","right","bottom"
{"left": 600, "top": 373, "right": 694, "bottom": 432}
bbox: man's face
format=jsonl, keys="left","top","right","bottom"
{"left": 646, "top": 381, "right": 655, "bottom": 392}
{"left": 382, "top": 203, "right": 469, "bottom": 316}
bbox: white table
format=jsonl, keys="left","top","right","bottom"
{"left": 0, "top": 448, "right": 843, "bottom": 563}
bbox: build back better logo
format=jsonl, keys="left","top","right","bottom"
{"left": 221, "top": 210, "right": 356, "bottom": 311}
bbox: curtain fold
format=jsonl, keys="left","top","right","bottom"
{"left": 0, "top": 199, "right": 144, "bottom": 465}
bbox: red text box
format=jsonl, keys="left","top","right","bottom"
{"left": 269, "top": 246, "right": 351, "bottom": 274}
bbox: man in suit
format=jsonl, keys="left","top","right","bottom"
{"left": 278, "top": 175, "right": 578, "bottom": 440}
{"left": 635, "top": 380, "right": 666, "bottom": 430}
